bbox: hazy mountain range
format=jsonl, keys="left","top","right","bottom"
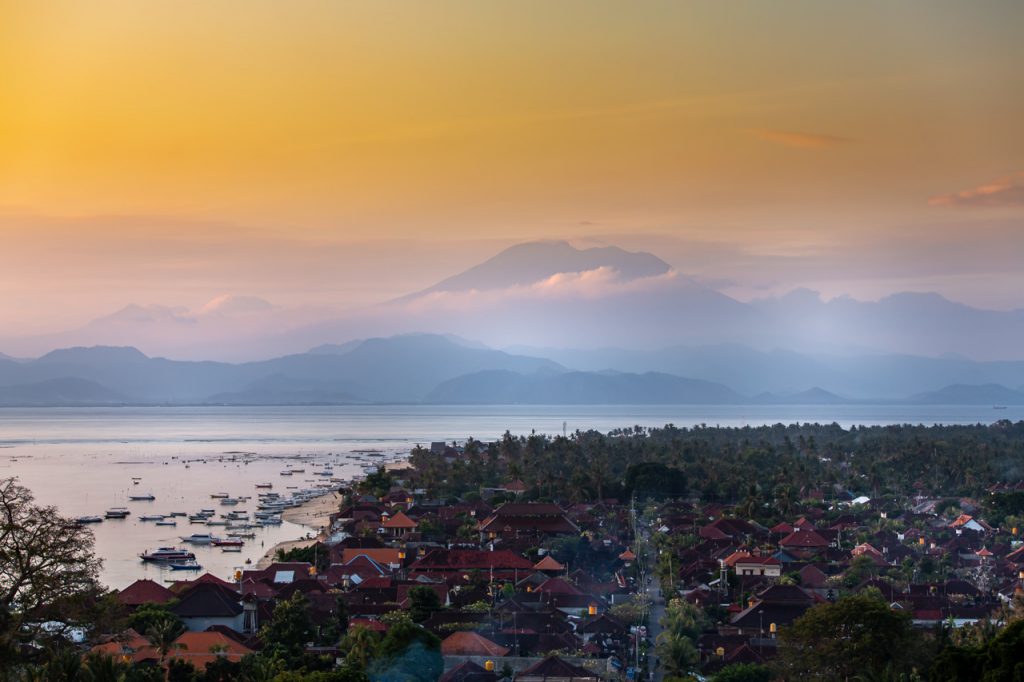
{"left": 4, "top": 240, "right": 1023, "bottom": 363}
{"left": 1, "top": 334, "right": 1023, "bottom": 406}
{"left": 0, "top": 240, "right": 1022, "bottom": 405}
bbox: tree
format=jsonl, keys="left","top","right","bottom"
{"left": 129, "top": 603, "right": 184, "bottom": 638}
{"left": 260, "top": 593, "right": 315, "bottom": 664}
{"left": 339, "top": 626, "right": 380, "bottom": 671}
{"left": 710, "top": 663, "right": 773, "bottom": 682}
{"left": 776, "top": 591, "right": 918, "bottom": 681}
{"left": 656, "top": 599, "right": 709, "bottom": 677}
{"left": 0, "top": 479, "right": 101, "bottom": 639}
{"left": 146, "top": 615, "right": 187, "bottom": 663}
{"left": 407, "top": 586, "right": 441, "bottom": 624}
{"left": 366, "top": 621, "right": 442, "bottom": 682}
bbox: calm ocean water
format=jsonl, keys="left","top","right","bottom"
{"left": 0, "top": 404, "right": 1020, "bottom": 589}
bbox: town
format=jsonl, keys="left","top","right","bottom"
{"left": 5, "top": 421, "right": 1024, "bottom": 681}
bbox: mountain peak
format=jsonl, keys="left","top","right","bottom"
{"left": 404, "top": 240, "right": 672, "bottom": 299}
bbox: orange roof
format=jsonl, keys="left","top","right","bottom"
{"left": 441, "top": 631, "right": 510, "bottom": 657}
{"left": 90, "top": 630, "right": 156, "bottom": 664}
{"left": 382, "top": 511, "right": 418, "bottom": 529}
{"left": 976, "top": 547, "right": 993, "bottom": 557}
{"left": 167, "top": 631, "right": 254, "bottom": 668}
{"left": 533, "top": 555, "right": 564, "bottom": 571}
{"left": 618, "top": 549, "right": 636, "bottom": 561}
{"left": 341, "top": 548, "right": 403, "bottom": 566}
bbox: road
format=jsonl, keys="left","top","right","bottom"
{"left": 636, "top": 518, "right": 666, "bottom": 682}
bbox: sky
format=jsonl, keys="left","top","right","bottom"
{"left": 1, "top": 1, "right": 1023, "bottom": 339}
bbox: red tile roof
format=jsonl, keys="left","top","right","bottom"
{"left": 441, "top": 631, "right": 510, "bottom": 657}
{"left": 118, "top": 579, "right": 175, "bottom": 606}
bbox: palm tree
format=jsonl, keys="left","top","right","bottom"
{"left": 146, "top": 617, "right": 186, "bottom": 664}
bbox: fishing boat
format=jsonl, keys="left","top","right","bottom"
{"left": 75, "top": 515, "right": 103, "bottom": 524}
{"left": 128, "top": 493, "right": 155, "bottom": 501}
{"left": 220, "top": 546, "right": 242, "bottom": 553}
{"left": 104, "top": 508, "right": 130, "bottom": 519}
{"left": 139, "top": 547, "right": 196, "bottom": 563}
{"left": 212, "top": 538, "right": 244, "bottom": 547}
{"left": 139, "top": 514, "right": 166, "bottom": 521}
{"left": 210, "top": 492, "right": 229, "bottom": 499}
{"left": 219, "top": 498, "right": 240, "bottom": 506}
{"left": 155, "top": 520, "right": 177, "bottom": 526}
{"left": 279, "top": 470, "right": 293, "bottom": 476}
{"left": 169, "top": 561, "right": 202, "bottom": 571}
{"left": 255, "top": 483, "right": 273, "bottom": 489}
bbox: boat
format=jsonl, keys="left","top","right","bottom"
{"left": 128, "top": 493, "right": 155, "bottom": 501}
{"left": 104, "top": 508, "right": 130, "bottom": 519}
{"left": 169, "top": 561, "right": 202, "bottom": 571}
{"left": 139, "top": 514, "right": 166, "bottom": 521}
{"left": 255, "top": 483, "right": 273, "bottom": 489}
{"left": 75, "top": 515, "right": 103, "bottom": 524}
{"left": 219, "top": 498, "right": 240, "bottom": 506}
{"left": 212, "top": 538, "right": 243, "bottom": 547}
{"left": 227, "top": 531, "right": 256, "bottom": 538}
{"left": 279, "top": 470, "right": 293, "bottom": 476}
{"left": 140, "top": 547, "right": 196, "bottom": 563}
{"left": 220, "top": 547, "right": 242, "bottom": 553}
{"left": 180, "top": 533, "right": 215, "bottom": 544}
{"left": 155, "top": 520, "right": 177, "bottom": 527}
{"left": 210, "top": 493, "right": 229, "bottom": 499}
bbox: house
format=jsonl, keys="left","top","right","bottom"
{"left": 117, "top": 579, "right": 175, "bottom": 609}
{"left": 517, "top": 656, "right": 600, "bottom": 681}
{"left": 725, "top": 552, "right": 781, "bottom": 578}
{"left": 440, "top": 631, "right": 510, "bottom": 657}
{"left": 476, "top": 503, "right": 579, "bottom": 542}
{"left": 169, "top": 582, "right": 244, "bottom": 632}
{"left": 166, "top": 631, "right": 254, "bottom": 669}
{"left": 440, "top": 661, "right": 499, "bottom": 682}
{"left": 382, "top": 511, "right": 418, "bottom": 538}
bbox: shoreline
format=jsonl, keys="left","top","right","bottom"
{"left": 255, "top": 490, "right": 342, "bottom": 569}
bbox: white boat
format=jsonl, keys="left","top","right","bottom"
{"left": 180, "top": 533, "right": 215, "bottom": 544}
{"left": 221, "top": 546, "right": 243, "bottom": 553}
{"left": 140, "top": 547, "right": 196, "bottom": 563}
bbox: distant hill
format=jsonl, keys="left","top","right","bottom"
{"left": 0, "top": 377, "right": 127, "bottom": 406}
{"left": 751, "top": 387, "right": 853, "bottom": 405}
{"left": 911, "top": 384, "right": 1024, "bottom": 405}
{"left": 424, "top": 369, "right": 744, "bottom": 405}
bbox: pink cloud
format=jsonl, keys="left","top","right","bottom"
{"left": 391, "top": 267, "right": 681, "bottom": 314}
{"left": 929, "top": 172, "right": 1024, "bottom": 207}
{"left": 749, "top": 128, "right": 851, "bottom": 149}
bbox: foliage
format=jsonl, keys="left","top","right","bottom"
{"left": 656, "top": 599, "right": 709, "bottom": 677}
{"left": 128, "top": 603, "right": 184, "bottom": 639}
{"left": 776, "top": 591, "right": 918, "bottom": 680}
{"left": 709, "top": 663, "right": 773, "bottom": 682}
{"left": 406, "top": 587, "right": 441, "bottom": 624}
{"left": 366, "top": 621, "right": 442, "bottom": 682}
{"left": 275, "top": 544, "right": 329, "bottom": 574}
{"left": 0, "top": 478, "right": 101, "bottom": 639}
{"left": 931, "top": 618, "right": 1024, "bottom": 681}
{"left": 260, "top": 593, "right": 315, "bottom": 664}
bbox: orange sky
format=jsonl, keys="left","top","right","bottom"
{"left": 1, "top": 1, "right": 1023, "bottom": 333}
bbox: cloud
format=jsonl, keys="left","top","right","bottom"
{"left": 929, "top": 172, "right": 1024, "bottom": 207}
{"left": 749, "top": 128, "right": 851, "bottom": 149}
{"left": 200, "top": 294, "right": 275, "bottom": 316}
{"left": 393, "top": 267, "right": 682, "bottom": 314}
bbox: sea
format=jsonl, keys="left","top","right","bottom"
{"left": 0, "top": 404, "right": 1021, "bottom": 590}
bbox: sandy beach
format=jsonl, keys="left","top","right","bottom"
{"left": 255, "top": 491, "right": 342, "bottom": 568}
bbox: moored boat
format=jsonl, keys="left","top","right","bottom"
{"left": 140, "top": 547, "right": 196, "bottom": 563}
{"left": 105, "top": 508, "right": 130, "bottom": 519}
{"left": 75, "top": 515, "right": 103, "bottom": 524}
{"left": 128, "top": 493, "right": 156, "bottom": 501}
